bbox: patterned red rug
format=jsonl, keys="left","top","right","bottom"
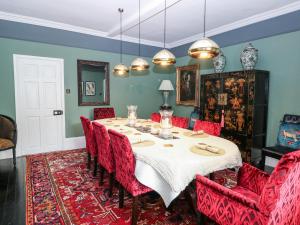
{"left": 26, "top": 149, "right": 200, "bottom": 225}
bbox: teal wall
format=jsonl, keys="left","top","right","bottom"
{"left": 0, "top": 37, "right": 174, "bottom": 137}
{"left": 171, "top": 30, "right": 300, "bottom": 146}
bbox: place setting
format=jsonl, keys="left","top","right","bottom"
{"left": 190, "top": 142, "right": 225, "bottom": 156}
{"left": 183, "top": 130, "right": 209, "bottom": 138}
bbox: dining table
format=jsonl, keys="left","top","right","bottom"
{"left": 94, "top": 117, "right": 242, "bottom": 207}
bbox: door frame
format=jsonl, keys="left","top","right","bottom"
{"left": 13, "top": 54, "right": 65, "bottom": 156}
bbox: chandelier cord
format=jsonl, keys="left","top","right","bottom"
{"left": 119, "top": 8, "right": 123, "bottom": 63}
{"left": 164, "top": 0, "right": 167, "bottom": 49}
{"left": 138, "top": 0, "right": 141, "bottom": 56}
{"left": 203, "top": 0, "right": 206, "bottom": 37}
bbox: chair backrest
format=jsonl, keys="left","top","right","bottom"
{"left": 108, "top": 129, "right": 136, "bottom": 192}
{"left": 0, "top": 114, "right": 17, "bottom": 143}
{"left": 193, "top": 120, "right": 221, "bottom": 136}
{"left": 150, "top": 112, "right": 161, "bottom": 123}
{"left": 172, "top": 116, "right": 189, "bottom": 129}
{"left": 80, "top": 116, "right": 97, "bottom": 156}
{"left": 259, "top": 150, "right": 300, "bottom": 224}
{"left": 92, "top": 122, "right": 114, "bottom": 173}
{"left": 94, "top": 107, "right": 116, "bottom": 120}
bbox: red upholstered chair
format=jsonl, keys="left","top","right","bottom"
{"left": 172, "top": 116, "right": 189, "bottom": 129}
{"left": 150, "top": 112, "right": 161, "bottom": 122}
{"left": 94, "top": 107, "right": 116, "bottom": 120}
{"left": 80, "top": 116, "right": 97, "bottom": 176}
{"left": 92, "top": 122, "right": 115, "bottom": 196}
{"left": 196, "top": 150, "right": 300, "bottom": 225}
{"left": 108, "top": 129, "right": 152, "bottom": 225}
{"left": 193, "top": 120, "right": 221, "bottom": 136}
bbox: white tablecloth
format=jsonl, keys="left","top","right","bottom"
{"left": 96, "top": 118, "right": 242, "bottom": 206}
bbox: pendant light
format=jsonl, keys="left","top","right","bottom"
{"left": 131, "top": 0, "right": 150, "bottom": 71}
{"left": 113, "top": 8, "right": 129, "bottom": 76}
{"left": 188, "top": 0, "right": 220, "bottom": 59}
{"left": 152, "top": 0, "right": 176, "bottom": 66}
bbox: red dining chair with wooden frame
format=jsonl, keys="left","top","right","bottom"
{"left": 193, "top": 120, "right": 221, "bottom": 136}
{"left": 92, "top": 122, "right": 115, "bottom": 196}
{"left": 150, "top": 112, "right": 161, "bottom": 123}
{"left": 80, "top": 116, "right": 98, "bottom": 176}
{"left": 94, "top": 107, "right": 116, "bottom": 120}
{"left": 196, "top": 150, "right": 300, "bottom": 225}
{"left": 172, "top": 116, "right": 189, "bottom": 129}
{"left": 108, "top": 129, "right": 152, "bottom": 225}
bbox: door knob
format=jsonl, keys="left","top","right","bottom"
{"left": 53, "top": 110, "right": 63, "bottom": 116}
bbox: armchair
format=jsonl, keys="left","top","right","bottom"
{"left": 0, "top": 115, "right": 17, "bottom": 167}
{"left": 196, "top": 150, "right": 300, "bottom": 225}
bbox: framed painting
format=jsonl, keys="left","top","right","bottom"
{"left": 85, "top": 81, "right": 96, "bottom": 96}
{"left": 176, "top": 64, "right": 200, "bottom": 106}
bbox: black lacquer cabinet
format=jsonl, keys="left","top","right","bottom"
{"left": 200, "top": 70, "right": 269, "bottom": 162}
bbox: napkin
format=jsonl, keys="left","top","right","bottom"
{"left": 196, "top": 143, "right": 222, "bottom": 154}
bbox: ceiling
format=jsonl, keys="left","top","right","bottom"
{"left": 0, "top": 0, "right": 300, "bottom": 48}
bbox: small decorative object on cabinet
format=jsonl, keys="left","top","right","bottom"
{"left": 213, "top": 50, "right": 226, "bottom": 73}
{"left": 200, "top": 70, "right": 269, "bottom": 162}
{"left": 240, "top": 43, "right": 258, "bottom": 70}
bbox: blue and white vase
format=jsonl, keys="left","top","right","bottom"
{"left": 213, "top": 50, "right": 226, "bottom": 73}
{"left": 240, "top": 43, "right": 258, "bottom": 70}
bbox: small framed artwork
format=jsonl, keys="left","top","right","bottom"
{"left": 176, "top": 64, "right": 200, "bottom": 106}
{"left": 85, "top": 81, "right": 96, "bottom": 96}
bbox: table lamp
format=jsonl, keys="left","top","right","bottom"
{"left": 158, "top": 80, "right": 174, "bottom": 109}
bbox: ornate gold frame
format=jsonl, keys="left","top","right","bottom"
{"left": 176, "top": 64, "right": 200, "bottom": 106}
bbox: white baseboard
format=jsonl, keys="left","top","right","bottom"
{"left": 0, "top": 136, "right": 86, "bottom": 160}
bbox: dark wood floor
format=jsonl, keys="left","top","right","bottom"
{"left": 0, "top": 157, "right": 25, "bottom": 225}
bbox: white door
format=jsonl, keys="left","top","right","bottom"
{"left": 14, "top": 55, "right": 64, "bottom": 156}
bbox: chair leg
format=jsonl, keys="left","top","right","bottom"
{"left": 99, "top": 166, "right": 105, "bottom": 186}
{"left": 196, "top": 211, "right": 205, "bottom": 225}
{"left": 109, "top": 173, "right": 114, "bottom": 197}
{"left": 93, "top": 156, "right": 97, "bottom": 177}
{"left": 87, "top": 152, "right": 91, "bottom": 169}
{"left": 12, "top": 147, "right": 16, "bottom": 167}
{"left": 131, "top": 196, "right": 139, "bottom": 225}
{"left": 119, "top": 185, "right": 124, "bottom": 208}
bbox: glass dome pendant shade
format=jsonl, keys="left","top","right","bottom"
{"left": 131, "top": 0, "right": 149, "bottom": 71}
{"left": 152, "top": 0, "right": 176, "bottom": 66}
{"left": 113, "top": 8, "right": 129, "bottom": 76}
{"left": 188, "top": 0, "right": 220, "bottom": 59}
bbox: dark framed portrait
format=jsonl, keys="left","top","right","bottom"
{"left": 176, "top": 64, "right": 200, "bottom": 106}
{"left": 85, "top": 81, "right": 96, "bottom": 96}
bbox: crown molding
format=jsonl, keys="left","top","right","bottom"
{"left": 168, "top": 1, "right": 300, "bottom": 48}
{"left": 1, "top": 1, "right": 300, "bottom": 50}
{"left": 0, "top": 11, "right": 165, "bottom": 48}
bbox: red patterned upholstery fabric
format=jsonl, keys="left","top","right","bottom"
{"left": 196, "top": 150, "right": 300, "bottom": 225}
{"left": 172, "top": 116, "right": 189, "bottom": 129}
{"left": 108, "top": 129, "right": 152, "bottom": 197}
{"left": 94, "top": 107, "right": 116, "bottom": 120}
{"left": 92, "top": 122, "right": 115, "bottom": 173}
{"left": 80, "top": 116, "right": 97, "bottom": 157}
{"left": 193, "top": 120, "right": 221, "bottom": 136}
{"left": 150, "top": 112, "right": 161, "bottom": 123}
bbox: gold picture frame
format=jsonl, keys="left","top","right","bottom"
{"left": 176, "top": 64, "right": 200, "bottom": 106}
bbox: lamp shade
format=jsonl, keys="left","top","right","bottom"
{"left": 159, "top": 80, "right": 174, "bottom": 91}
{"left": 188, "top": 37, "right": 220, "bottom": 59}
{"left": 113, "top": 63, "right": 129, "bottom": 76}
{"left": 152, "top": 49, "right": 176, "bottom": 66}
{"left": 131, "top": 57, "right": 150, "bottom": 71}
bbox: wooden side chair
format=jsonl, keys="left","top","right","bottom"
{"left": 196, "top": 150, "right": 300, "bottom": 225}
{"left": 172, "top": 116, "right": 189, "bottom": 129}
{"left": 193, "top": 120, "right": 221, "bottom": 136}
{"left": 150, "top": 112, "right": 161, "bottom": 122}
{"left": 94, "top": 107, "right": 116, "bottom": 120}
{"left": 0, "top": 114, "right": 17, "bottom": 167}
{"left": 80, "top": 116, "right": 97, "bottom": 176}
{"left": 92, "top": 122, "right": 115, "bottom": 196}
{"left": 108, "top": 129, "right": 152, "bottom": 225}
